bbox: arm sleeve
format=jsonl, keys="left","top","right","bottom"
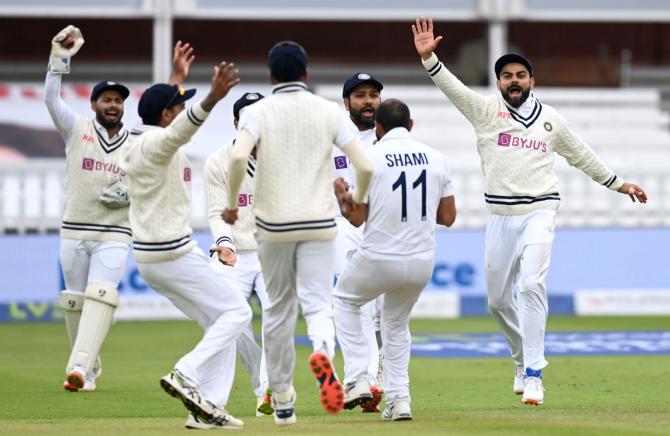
{"left": 44, "top": 71, "right": 78, "bottom": 143}
{"left": 227, "top": 129, "right": 256, "bottom": 209}
{"left": 421, "top": 53, "right": 492, "bottom": 129}
{"left": 553, "top": 115, "right": 624, "bottom": 191}
{"left": 141, "top": 101, "right": 211, "bottom": 164}
{"left": 203, "top": 153, "right": 236, "bottom": 251}
{"left": 340, "top": 139, "right": 373, "bottom": 204}
{"left": 441, "top": 157, "right": 455, "bottom": 198}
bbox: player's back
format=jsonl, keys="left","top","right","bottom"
{"left": 361, "top": 127, "right": 450, "bottom": 257}
{"left": 239, "top": 85, "right": 352, "bottom": 242}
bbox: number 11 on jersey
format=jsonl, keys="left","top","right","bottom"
{"left": 392, "top": 169, "right": 427, "bottom": 222}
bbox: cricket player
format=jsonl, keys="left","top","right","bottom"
{"left": 333, "top": 72, "right": 385, "bottom": 412}
{"left": 222, "top": 41, "right": 374, "bottom": 426}
{"left": 120, "top": 60, "right": 251, "bottom": 430}
{"left": 412, "top": 17, "right": 648, "bottom": 405}
{"left": 333, "top": 98, "right": 456, "bottom": 421}
{"left": 204, "top": 92, "right": 273, "bottom": 417}
{"left": 46, "top": 25, "right": 198, "bottom": 393}
{"left": 46, "top": 25, "right": 125, "bottom": 392}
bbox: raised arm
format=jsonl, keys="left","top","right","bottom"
{"left": 144, "top": 61, "right": 240, "bottom": 163}
{"left": 168, "top": 41, "right": 195, "bottom": 85}
{"left": 412, "top": 17, "right": 492, "bottom": 128}
{"left": 44, "top": 25, "right": 85, "bottom": 142}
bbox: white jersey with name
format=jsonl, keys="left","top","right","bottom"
{"left": 361, "top": 127, "right": 454, "bottom": 257}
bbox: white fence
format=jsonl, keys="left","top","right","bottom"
{"left": 1, "top": 158, "right": 668, "bottom": 233}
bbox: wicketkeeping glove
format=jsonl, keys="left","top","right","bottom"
{"left": 48, "top": 25, "right": 85, "bottom": 74}
{"left": 100, "top": 176, "right": 130, "bottom": 209}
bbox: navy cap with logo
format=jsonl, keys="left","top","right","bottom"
{"left": 342, "top": 72, "right": 383, "bottom": 98}
{"left": 267, "top": 41, "right": 308, "bottom": 83}
{"left": 90, "top": 80, "right": 130, "bottom": 102}
{"left": 233, "top": 92, "right": 265, "bottom": 120}
{"left": 494, "top": 53, "right": 533, "bottom": 79}
{"left": 137, "top": 83, "right": 196, "bottom": 120}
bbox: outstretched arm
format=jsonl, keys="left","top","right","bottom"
{"left": 617, "top": 183, "right": 647, "bottom": 203}
{"left": 412, "top": 17, "right": 492, "bottom": 128}
{"left": 412, "top": 17, "right": 444, "bottom": 61}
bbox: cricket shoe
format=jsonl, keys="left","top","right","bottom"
{"left": 343, "top": 378, "right": 373, "bottom": 410}
{"left": 184, "top": 408, "right": 244, "bottom": 430}
{"left": 272, "top": 387, "right": 297, "bottom": 426}
{"left": 160, "top": 369, "right": 214, "bottom": 421}
{"left": 63, "top": 366, "right": 86, "bottom": 392}
{"left": 381, "top": 398, "right": 412, "bottom": 421}
{"left": 513, "top": 365, "right": 525, "bottom": 395}
{"left": 521, "top": 368, "right": 544, "bottom": 406}
{"left": 309, "top": 351, "right": 344, "bottom": 414}
{"left": 361, "top": 385, "right": 383, "bottom": 413}
{"left": 256, "top": 389, "right": 274, "bottom": 416}
{"left": 64, "top": 374, "right": 97, "bottom": 392}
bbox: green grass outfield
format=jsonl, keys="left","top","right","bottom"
{"left": 1, "top": 316, "right": 669, "bottom": 435}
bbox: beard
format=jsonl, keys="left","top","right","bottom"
{"left": 95, "top": 109, "right": 123, "bottom": 129}
{"left": 349, "top": 105, "right": 376, "bottom": 130}
{"left": 501, "top": 85, "right": 531, "bottom": 108}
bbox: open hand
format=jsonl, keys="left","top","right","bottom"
{"left": 412, "top": 17, "right": 443, "bottom": 60}
{"left": 617, "top": 182, "right": 647, "bottom": 203}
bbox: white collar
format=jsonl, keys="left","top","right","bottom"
{"left": 94, "top": 118, "right": 126, "bottom": 140}
{"left": 503, "top": 91, "right": 537, "bottom": 118}
{"left": 378, "top": 127, "right": 411, "bottom": 143}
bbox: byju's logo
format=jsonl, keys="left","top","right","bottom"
{"left": 497, "top": 133, "right": 547, "bottom": 153}
{"left": 81, "top": 157, "right": 126, "bottom": 175}
{"left": 497, "top": 133, "right": 512, "bottom": 146}
{"left": 238, "top": 194, "right": 254, "bottom": 207}
{"left": 183, "top": 167, "right": 191, "bottom": 182}
{"left": 334, "top": 155, "right": 348, "bottom": 169}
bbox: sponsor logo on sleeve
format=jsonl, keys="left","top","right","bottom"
{"left": 183, "top": 167, "right": 191, "bottom": 182}
{"left": 238, "top": 194, "right": 254, "bottom": 207}
{"left": 334, "top": 155, "right": 348, "bottom": 169}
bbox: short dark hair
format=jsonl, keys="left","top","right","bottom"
{"left": 375, "top": 99, "right": 410, "bottom": 132}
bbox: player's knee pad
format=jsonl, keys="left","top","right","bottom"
{"left": 67, "top": 283, "right": 118, "bottom": 374}
{"left": 59, "top": 290, "right": 84, "bottom": 312}
{"left": 84, "top": 282, "right": 119, "bottom": 308}
{"left": 59, "top": 290, "right": 85, "bottom": 348}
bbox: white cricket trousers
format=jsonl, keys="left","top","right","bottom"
{"left": 334, "top": 217, "right": 381, "bottom": 385}
{"left": 257, "top": 238, "right": 336, "bottom": 394}
{"left": 138, "top": 247, "right": 252, "bottom": 408}
{"left": 60, "top": 238, "right": 129, "bottom": 290}
{"left": 486, "top": 210, "right": 555, "bottom": 371}
{"left": 211, "top": 250, "right": 270, "bottom": 398}
{"left": 333, "top": 250, "right": 434, "bottom": 405}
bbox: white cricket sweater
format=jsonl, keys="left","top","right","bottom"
{"left": 422, "top": 53, "right": 624, "bottom": 215}
{"left": 204, "top": 142, "right": 257, "bottom": 252}
{"left": 235, "top": 82, "right": 358, "bottom": 242}
{"left": 44, "top": 72, "right": 131, "bottom": 243}
{"left": 120, "top": 102, "right": 210, "bottom": 263}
